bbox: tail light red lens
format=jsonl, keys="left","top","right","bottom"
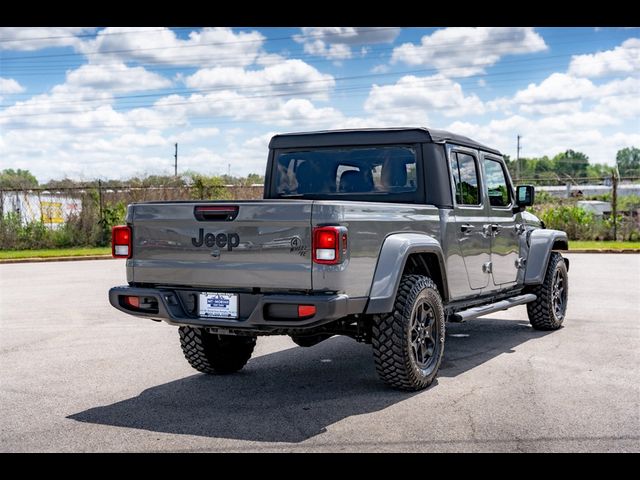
{"left": 124, "top": 296, "right": 140, "bottom": 308}
{"left": 112, "top": 225, "right": 132, "bottom": 258}
{"left": 312, "top": 226, "right": 347, "bottom": 265}
{"left": 298, "top": 305, "right": 316, "bottom": 318}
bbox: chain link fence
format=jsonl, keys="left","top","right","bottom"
{"left": 1, "top": 178, "right": 639, "bottom": 249}
{"left": 0, "top": 184, "right": 263, "bottom": 250}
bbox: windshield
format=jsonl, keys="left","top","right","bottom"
{"left": 273, "top": 145, "right": 418, "bottom": 201}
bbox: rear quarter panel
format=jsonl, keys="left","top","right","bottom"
{"left": 311, "top": 201, "right": 441, "bottom": 297}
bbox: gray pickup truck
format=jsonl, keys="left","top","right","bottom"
{"left": 109, "top": 127, "right": 569, "bottom": 391}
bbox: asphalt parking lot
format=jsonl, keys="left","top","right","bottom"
{"left": 1, "top": 253, "right": 638, "bottom": 452}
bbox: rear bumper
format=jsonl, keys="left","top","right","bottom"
{"left": 109, "top": 285, "right": 364, "bottom": 332}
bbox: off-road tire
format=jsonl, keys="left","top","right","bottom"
{"left": 372, "top": 274, "right": 445, "bottom": 391}
{"left": 290, "top": 333, "right": 332, "bottom": 347}
{"left": 527, "top": 252, "right": 568, "bottom": 331}
{"left": 179, "top": 327, "right": 256, "bottom": 374}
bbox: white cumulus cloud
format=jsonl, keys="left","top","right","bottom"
{"left": 391, "top": 27, "right": 547, "bottom": 77}
{"left": 0, "top": 27, "right": 95, "bottom": 51}
{"left": 66, "top": 63, "right": 172, "bottom": 92}
{"left": 0, "top": 77, "right": 25, "bottom": 94}
{"left": 79, "top": 27, "right": 265, "bottom": 68}
{"left": 568, "top": 38, "right": 640, "bottom": 77}
{"left": 184, "top": 59, "right": 335, "bottom": 100}
{"left": 295, "top": 27, "right": 400, "bottom": 60}
{"left": 487, "top": 73, "right": 640, "bottom": 117}
{"left": 364, "top": 74, "right": 485, "bottom": 120}
{"left": 447, "top": 110, "right": 629, "bottom": 164}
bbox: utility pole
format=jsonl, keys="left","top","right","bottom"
{"left": 174, "top": 143, "right": 178, "bottom": 177}
{"left": 516, "top": 134, "right": 522, "bottom": 182}
{"left": 98, "top": 179, "right": 103, "bottom": 223}
{"left": 228, "top": 163, "right": 231, "bottom": 178}
{"left": 612, "top": 167, "right": 619, "bottom": 240}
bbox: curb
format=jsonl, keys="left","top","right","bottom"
{"left": 0, "top": 255, "right": 113, "bottom": 264}
{"left": 563, "top": 249, "right": 640, "bottom": 254}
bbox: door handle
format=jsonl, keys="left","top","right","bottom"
{"left": 460, "top": 224, "right": 474, "bottom": 233}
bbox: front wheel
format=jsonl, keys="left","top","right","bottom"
{"left": 527, "top": 252, "right": 568, "bottom": 330}
{"left": 372, "top": 274, "right": 445, "bottom": 391}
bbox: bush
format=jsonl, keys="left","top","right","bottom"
{"left": 539, "top": 205, "right": 596, "bottom": 240}
{"left": 0, "top": 183, "right": 247, "bottom": 250}
{"left": 187, "top": 174, "right": 231, "bottom": 200}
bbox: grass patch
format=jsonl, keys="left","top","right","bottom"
{"left": 0, "top": 247, "right": 111, "bottom": 259}
{"left": 2, "top": 241, "right": 637, "bottom": 260}
{"left": 569, "top": 241, "right": 640, "bottom": 250}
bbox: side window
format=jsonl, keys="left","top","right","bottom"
{"left": 484, "top": 158, "right": 510, "bottom": 207}
{"left": 450, "top": 152, "right": 481, "bottom": 205}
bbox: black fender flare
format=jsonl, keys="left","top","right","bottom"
{"left": 365, "top": 233, "right": 448, "bottom": 314}
{"left": 524, "top": 229, "right": 569, "bottom": 285}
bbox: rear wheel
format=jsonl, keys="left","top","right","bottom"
{"left": 372, "top": 274, "right": 445, "bottom": 391}
{"left": 179, "top": 327, "right": 256, "bottom": 374}
{"left": 527, "top": 252, "right": 568, "bottom": 330}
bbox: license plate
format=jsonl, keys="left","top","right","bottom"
{"left": 199, "top": 292, "right": 238, "bottom": 319}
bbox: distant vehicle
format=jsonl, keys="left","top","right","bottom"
{"left": 109, "top": 128, "right": 569, "bottom": 390}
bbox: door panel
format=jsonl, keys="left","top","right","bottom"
{"left": 482, "top": 155, "right": 519, "bottom": 286}
{"left": 450, "top": 149, "right": 490, "bottom": 290}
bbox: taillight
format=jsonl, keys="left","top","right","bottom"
{"left": 112, "top": 225, "right": 132, "bottom": 258}
{"left": 124, "top": 296, "right": 140, "bottom": 308}
{"left": 120, "top": 295, "right": 158, "bottom": 313}
{"left": 312, "top": 226, "right": 347, "bottom": 265}
{"left": 298, "top": 305, "right": 317, "bottom": 318}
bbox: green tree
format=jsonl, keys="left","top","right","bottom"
{"left": 41, "top": 177, "right": 83, "bottom": 189}
{"left": 586, "top": 162, "right": 612, "bottom": 179}
{"left": 553, "top": 150, "right": 590, "bottom": 181}
{"left": 616, "top": 147, "right": 640, "bottom": 178}
{"left": 245, "top": 173, "right": 265, "bottom": 185}
{"left": 0, "top": 169, "right": 38, "bottom": 189}
{"left": 185, "top": 172, "right": 230, "bottom": 200}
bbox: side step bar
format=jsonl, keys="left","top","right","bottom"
{"left": 451, "top": 294, "right": 537, "bottom": 322}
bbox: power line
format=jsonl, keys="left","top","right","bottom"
{"left": 0, "top": 27, "right": 195, "bottom": 44}
{"left": 0, "top": 27, "right": 598, "bottom": 68}
{"left": 1, "top": 42, "right": 583, "bottom": 80}
{"left": 3, "top": 49, "right": 626, "bottom": 115}
{"left": 0, "top": 27, "right": 402, "bottom": 61}
{"left": 0, "top": 53, "right": 583, "bottom": 108}
{"left": 3, "top": 88, "right": 636, "bottom": 132}
{"left": 1, "top": 86, "right": 635, "bottom": 127}
{"left": 0, "top": 25, "right": 590, "bottom": 47}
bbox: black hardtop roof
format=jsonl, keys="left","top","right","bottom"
{"left": 269, "top": 127, "right": 501, "bottom": 155}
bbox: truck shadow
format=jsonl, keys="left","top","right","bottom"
{"left": 68, "top": 318, "right": 552, "bottom": 443}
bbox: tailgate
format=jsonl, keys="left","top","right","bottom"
{"left": 129, "top": 200, "right": 313, "bottom": 290}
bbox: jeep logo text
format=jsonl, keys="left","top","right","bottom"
{"left": 191, "top": 229, "right": 240, "bottom": 251}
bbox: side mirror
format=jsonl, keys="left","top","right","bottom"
{"left": 515, "top": 185, "right": 535, "bottom": 210}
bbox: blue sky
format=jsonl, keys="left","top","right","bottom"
{"left": 0, "top": 27, "right": 638, "bottom": 182}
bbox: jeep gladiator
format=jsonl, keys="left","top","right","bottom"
{"left": 109, "top": 127, "right": 569, "bottom": 390}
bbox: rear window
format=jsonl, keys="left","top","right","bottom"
{"left": 273, "top": 145, "right": 419, "bottom": 202}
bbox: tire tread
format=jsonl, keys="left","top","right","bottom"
{"left": 179, "top": 327, "right": 255, "bottom": 374}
